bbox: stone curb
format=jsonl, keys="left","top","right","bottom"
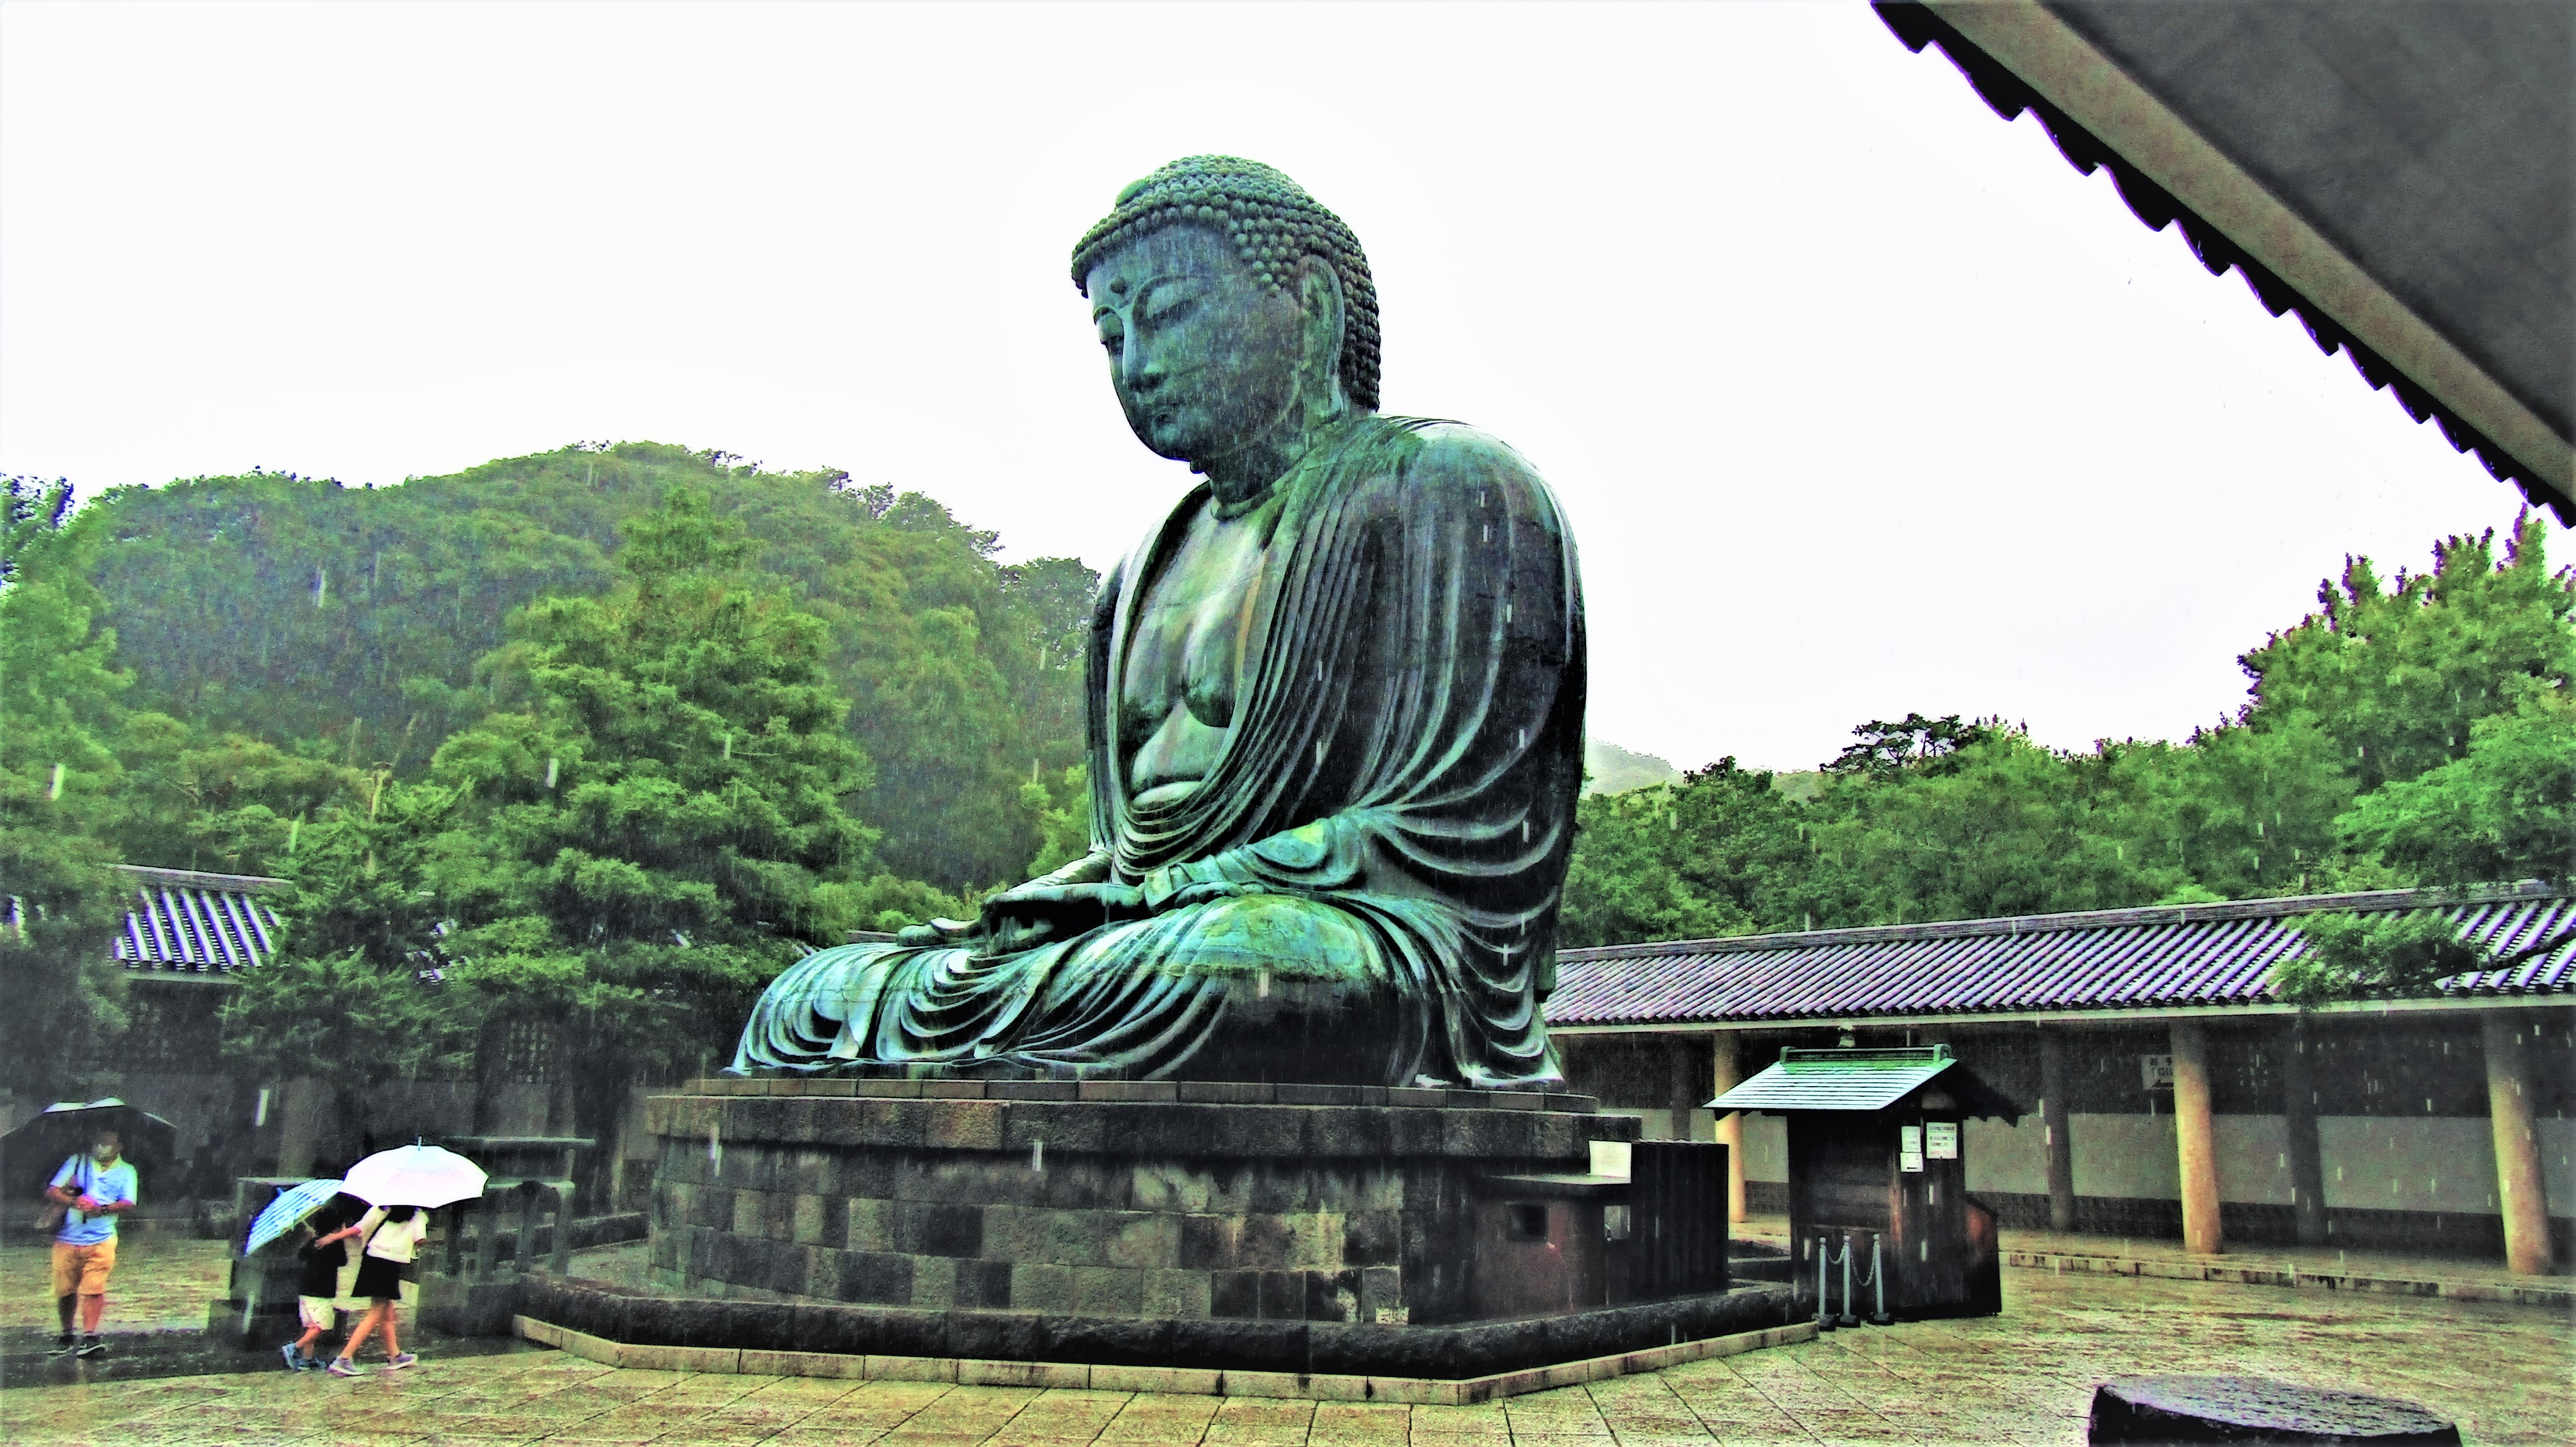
{"left": 512, "top": 1313, "right": 1816, "bottom": 1405}
{"left": 2003, "top": 1249, "right": 2574, "bottom": 1310}
{"left": 681, "top": 1078, "right": 1601, "bottom": 1113}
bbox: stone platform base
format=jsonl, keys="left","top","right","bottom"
{"left": 513, "top": 1272, "right": 1805, "bottom": 1404}
{"left": 647, "top": 1081, "right": 1639, "bottom": 1325}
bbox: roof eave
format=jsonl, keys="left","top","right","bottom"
{"left": 1878, "top": 0, "right": 2572, "bottom": 522}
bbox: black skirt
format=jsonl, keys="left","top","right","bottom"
{"left": 352, "top": 1254, "right": 405, "bottom": 1301}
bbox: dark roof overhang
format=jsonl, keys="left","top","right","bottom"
{"left": 1874, "top": 1, "right": 2573, "bottom": 524}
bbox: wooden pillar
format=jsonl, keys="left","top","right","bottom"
{"left": 2170, "top": 1021, "right": 2224, "bottom": 1255}
{"left": 2279, "top": 1017, "right": 2328, "bottom": 1247}
{"left": 2038, "top": 1027, "right": 2076, "bottom": 1233}
{"left": 1711, "top": 1033, "right": 1747, "bottom": 1223}
{"left": 2482, "top": 1012, "right": 2553, "bottom": 1276}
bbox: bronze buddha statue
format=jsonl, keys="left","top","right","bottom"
{"left": 732, "top": 156, "right": 1585, "bottom": 1088}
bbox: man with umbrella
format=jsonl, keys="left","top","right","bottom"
{"left": 46, "top": 1128, "right": 138, "bottom": 1358}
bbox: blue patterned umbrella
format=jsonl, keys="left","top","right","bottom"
{"left": 243, "top": 1178, "right": 352, "bottom": 1256}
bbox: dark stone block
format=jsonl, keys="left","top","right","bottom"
{"left": 855, "top": 1078, "right": 923, "bottom": 1098}
{"left": 839, "top": 1154, "right": 900, "bottom": 1201}
{"left": 946, "top": 1305, "right": 1042, "bottom": 1362}
{"left": 1041, "top": 1312, "right": 1175, "bottom": 1368}
{"left": 1305, "top": 1269, "right": 1360, "bottom": 1322}
{"left": 1343, "top": 1210, "right": 1402, "bottom": 1266}
{"left": 1209, "top": 1269, "right": 1260, "bottom": 1320}
{"left": 1387, "top": 1108, "right": 1446, "bottom": 1155}
{"left": 952, "top": 1258, "right": 1013, "bottom": 1310}
{"left": 1309, "top": 1319, "right": 1454, "bottom": 1378}
{"left": 928, "top": 1100, "right": 1008, "bottom": 1150}
{"left": 892, "top": 1201, "right": 985, "bottom": 1258}
{"left": 1176, "top": 1317, "right": 1307, "bottom": 1373}
{"left": 2088, "top": 1375, "right": 2459, "bottom": 1445}
{"left": 1079, "top": 1080, "right": 1177, "bottom": 1102}
{"left": 1178, "top": 1081, "right": 1273, "bottom": 1104}
{"left": 1009, "top": 1101, "right": 1107, "bottom": 1153}
{"left": 1444, "top": 1317, "right": 1545, "bottom": 1376}
{"left": 1180, "top": 1215, "right": 1241, "bottom": 1271}
{"left": 988, "top": 1080, "right": 1078, "bottom": 1101}
{"left": 1275, "top": 1084, "right": 1362, "bottom": 1106}
{"left": 857, "top": 1098, "right": 930, "bottom": 1147}
{"left": 732, "top": 1097, "right": 791, "bottom": 1142}
{"left": 1303, "top": 1107, "right": 1392, "bottom": 1157}
{"left": 1482, "top": 1090, "right": 1543, "bottom": 1112}
{"left": 921, "top": 1079, "right": 989, "bottom": 1099}
{"left": 1245, "top": 1169, "right": 1313, "bottom": 1215}
{"left": 1238, "top": 1214, "right": 1296, "bottom": 1269}
{"left": 1042, "top": 1159, "right": 1134, "bottom": 1211}
{"left": 1543, "top": 1093, "right": 1596, "bottom": 1114}
{"left": 1256, "top": 1269, "right": 1306, "bottom": 1320}
{"left": 1538, "top": 1303, "right": 1623, "bottom": 1366}
{"left": 838, "top": 1250, "right": 916, "bottom": 1305}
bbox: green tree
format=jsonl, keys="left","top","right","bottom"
{"left": 2338, "top": 680, "right": 2576, "bottom": 886}
{"left": 0, "top": 478, "right": 132, "bottom": 1099}
{"left": 231, "top": 491, "right": 880, "bottom": 1146}
{"left": 2236, "top": 513, "right": 2572, "bottom": 794}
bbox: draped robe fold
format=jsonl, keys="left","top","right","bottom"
{"left": 730, "top": 416, "right": 1585, "bottom": 1087}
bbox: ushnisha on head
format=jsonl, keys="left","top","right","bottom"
{"left": 1074, "top": 157, "right": 1379, "bottom": 497}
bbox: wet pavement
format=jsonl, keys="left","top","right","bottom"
{"left": 4, "top": 1264, "right": 2566, "bottom": 1444}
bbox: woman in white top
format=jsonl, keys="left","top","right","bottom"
{"left": 326, "top": 1204, "right": 427, "bottom": 1377}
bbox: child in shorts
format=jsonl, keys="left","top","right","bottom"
{"left": 282, "top": 1213, "right": 357, "bottom": 1371}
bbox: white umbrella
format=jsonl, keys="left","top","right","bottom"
{"left": 343, "top": 1143, "right": 487, "bottom": 1208}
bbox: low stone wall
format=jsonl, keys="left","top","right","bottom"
{"left": 517, "top": 1267, "right": 1799, "bottom": 1386}
{"left": 645, "top": 1082, "right": 1636, "bottom": 1326}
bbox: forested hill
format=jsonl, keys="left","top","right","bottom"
{"left": 87, "top": 442, "right": 1093, "bottom": 888}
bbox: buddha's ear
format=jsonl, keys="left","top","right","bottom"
{"left": 1294, "top": 256, "right": 1347, "bottom": 392}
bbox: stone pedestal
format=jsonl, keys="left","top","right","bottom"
{"left": 645, "top": 1079, "right": 1636, "bottom": 1327}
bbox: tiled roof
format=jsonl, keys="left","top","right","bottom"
{"left": 112, "top": 865, "right": 287, "bottom": 976}
{"left": 1546, "top": 883, "right": 2575, "bottom": 1029}
{"left": 1711, "top": 1047, "right": 1959, "bottom": 1113}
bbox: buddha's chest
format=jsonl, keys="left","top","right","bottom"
{"left": 1120, "top": 503, "right": 1275, "bottom": 744}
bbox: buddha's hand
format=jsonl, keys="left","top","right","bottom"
{"left": 975, "top": 880, "right": 1149, "bottom": 955}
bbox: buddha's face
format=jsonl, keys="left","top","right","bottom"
{"left": 1084, "top": 222, "right": 1326, "bottom": 469}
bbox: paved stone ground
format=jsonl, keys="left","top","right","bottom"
{"left": 6, "top": 1267, "right": 2566, "bottom": 1445}
{"left": 0, "top": 1237, "right": 232, "bottom": 1334}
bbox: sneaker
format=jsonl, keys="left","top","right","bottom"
{"left": 47, "top": 1335, "right": 77, "bottom": 1359}
{"left": 325, "top": 1358, "right": 363, "bottom": 1378}
{"left": 384, "top": 1352, "right": 417, "bottom": 1371}
{"left": 75, "top": 1336, "right": 106, "bottom": 1358}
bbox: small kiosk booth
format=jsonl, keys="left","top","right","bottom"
{"left": 1711, "top": 1044, "right": 2022, "bottom": 1322}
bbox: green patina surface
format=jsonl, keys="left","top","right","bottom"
{"left": 735, "top": 159, "right": 1586, "bottom": 1089}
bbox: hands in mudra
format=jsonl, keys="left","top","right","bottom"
{"left": 893, "top": 852, "right": 1264, "bottom": 954}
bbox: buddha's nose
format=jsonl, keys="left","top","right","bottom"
{"left": 1120, "top": 341, "right": 1163, "bottom": 391}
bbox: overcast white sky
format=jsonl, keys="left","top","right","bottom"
{"left": 1, "top": 1, "right": 2544, "bottom": 774}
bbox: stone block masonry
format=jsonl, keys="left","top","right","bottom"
{"left": 645, "top": 1082, "right": 1636, "bottom": 1325}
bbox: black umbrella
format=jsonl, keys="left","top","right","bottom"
{"left": 3, "top": 1099, "right": 180, "bottom": 1204}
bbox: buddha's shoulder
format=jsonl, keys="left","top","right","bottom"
{"left": 1356, "top": 418, "right": 1558, "bottom": 510}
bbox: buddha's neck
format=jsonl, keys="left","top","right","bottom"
{"left": 1198, "top": 403, "right": 1355, "bottom": 511}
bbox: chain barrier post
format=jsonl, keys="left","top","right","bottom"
{"left": 1869, "top": 1231, "right": 1894, "bottom": 1325}
{"left": 1838, "top": 1229, "right": 1859, "bottom": 1327}
{"left": 1815, "top": 1233, "right": 1834, "bottom": 1329}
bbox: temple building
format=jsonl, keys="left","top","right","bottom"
{"left": 1548, "top": 881, "right": 2574, "bottom": 1275}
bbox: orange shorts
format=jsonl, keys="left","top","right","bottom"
{"left": 50, "top": 1239, "right": 117, "bottom": 1297}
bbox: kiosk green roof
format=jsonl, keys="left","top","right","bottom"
{"left": 1708, "top": 1044, "right": 2023, "bottom": 1121}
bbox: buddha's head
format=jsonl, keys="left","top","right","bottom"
{"left": 1073, "top": 157, "right": 1380, "bottom": 474}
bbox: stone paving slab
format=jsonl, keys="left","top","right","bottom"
{"left": 6, "top": 1264, "right": 2566, "bottom": 1444}
{"left": 1739, "top": 1213, "right": 2574, "bottom": 1310}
